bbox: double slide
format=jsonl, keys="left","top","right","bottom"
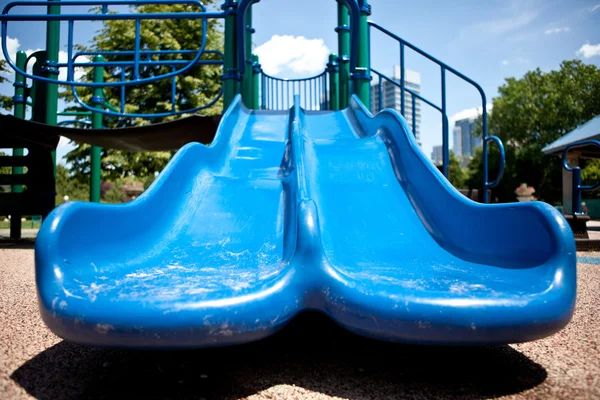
{"left": 35, "top": 95, "right": 576, "bottom": 347}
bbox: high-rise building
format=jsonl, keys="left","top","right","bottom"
{"left": 431, "top": 145, "right": 443, "bottom": 166}
{"left": 371, "top": 66, "right": 421, "bottom": 146}
{"left": 453, "top": 116, "right": 483, "bottom": 166}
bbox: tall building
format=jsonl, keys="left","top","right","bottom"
{"left": 453, "top": 116, "right": 482, "bottom": 166}
{"left": 371, "top": 66, "right": 422, "bottom": 146}
{"left": 431, "top": 145, "right": 443, "bottom": 166}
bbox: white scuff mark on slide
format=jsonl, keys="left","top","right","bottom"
{"left": 95, "top": 324, "right": 114, "bottom": 334}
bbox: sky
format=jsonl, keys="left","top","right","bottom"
{"left": 1, "top": 0, "right": 600, "bottom": 162}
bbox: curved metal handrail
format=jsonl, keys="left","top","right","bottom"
{"left": 260, "top": 70, "right": 328, "bottom": 111}
{"left": 0, "top": 0, "right": 224, "bottom": 88}
{"left": 369, "top": 21, "right": 505, "bottom": 203}
{"left": 68, "top": 49, "right": 224, "bottom": 118}
{"left": 562, "top": 140, "right": 600, "bottom": 215}
{"left": 485, "top": 136, "right": 505, "bottom": 188}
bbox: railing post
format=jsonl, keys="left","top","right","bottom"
{"left": 252, "top": 54, "right": 260, "bottom": 110}
{"left": 441, "top": 67, "right": 449, "bottom": 178}
{"left": 9, "top": 51, "right": 27, "bottom": 240}
{"left": 353, "top": 0, "right": 371, "bottom": 107}
{"left": 45, "top": 0, "right": 60, "bottom": 176}
{"left": 241, "top": 4, "right": 253, "bottom": 107}
{"left": 336, "top": 2, "right": 350, "bottom": 109}
{"left": 222, "top": 0, "right": 239, "bottom": 109}
{"left": 327, "top": 53, "right": 340, "bottom": 111}
{"left": 12, "top": 51, "right": 26, "bottom": 193}
{"left": 572, "top": 167, "right": 582, "bottom": 215}
{"left": 90, "top": 55, "right": 104, "bottom": 203}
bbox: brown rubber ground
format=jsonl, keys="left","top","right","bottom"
{"left": 1, "top": 246, "right": 599, "bottom": 400}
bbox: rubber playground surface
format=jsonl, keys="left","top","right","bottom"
{"left": 0, "top": 246, "right": 598, "bottom": 400}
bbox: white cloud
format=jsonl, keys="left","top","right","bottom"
{"left": 544, "top": 26, "right": 570, "bottom": 35}
{"left": 0, "top": 37, "right": 21, "bottom": 61}
{"left": 577, "top": 42, "right": 600, "bottom": 58}
{"left": 502, "top": 60, "right": 509, "bottom": 66}
{"left": 590, "top": 4, "right": 600, "bottom": 12}
{"left": 254, "top": 35, "right": 330, "bottom": 77}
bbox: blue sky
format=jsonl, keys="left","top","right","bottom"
{"left": 1, "top": 0, "right": 600, "bottom": 161}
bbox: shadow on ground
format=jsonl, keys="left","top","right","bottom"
{"left": 12, "top": 312, "right": 546, "bottom": 400}
{"left": 0, "top": 238, "right": 35, "bottom": 249}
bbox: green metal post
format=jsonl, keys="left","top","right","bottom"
{"left": 45, "top": 0, "right": 60, "bottom": 175}
{"left": 9, "top": 51, "right": 27, "bottom": 240}
{"left": 337, "top": 3, "right": 350, "bottom": 109}
{"left": 90, "top": 55, "right": 104, "bottom": 203}
{"left": 222, "top": 0, "right": 239, "bottom": 109}
{"left": 12, "top": 51, "right": 26, "bottom": 190}
{"left": 327, "top": 53, "right": 339, "bottom": 111}
{"left": 242, "top": 5, "right": 253, "bottom": 107}
{"left": 354, "top": 1, "right": 371, "bottom": 106}
{"left": 251, "top": 54, "right": 260, "bottom": 110}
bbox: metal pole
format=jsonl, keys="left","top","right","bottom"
{"left": 337, "top": 2, "right": 350, "bottom": 109}
{"left": 572, "top": 168, "right": 582, "bottom": 215}
{"left": 242, "top": 5, "right": 253, "bottom": 107}
{"left": 252, "top": 54, "right": 260, "bottom": 110}
{"left": 9, "top": 51, "right": 27, "bottom": 240}
{"left": 441, "top": 67, "right": 449, "bottom": 178}
{"left": 90, "top": 55, "right": 104, "bottom": 203}
{"left": 222, "top": 0, "right": 238, "bottom": 109}
{"left": 45, "top": 0, "right": 60, "bottom": 176}
{"left": 327, "top": 54, "right": 339, "bottom": 110}
{"left": 353, "top": 1, "right": 371, "bottom": 106}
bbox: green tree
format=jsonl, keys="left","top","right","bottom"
{"left": 55, "top": 164, "right": 91, "bottom": 203}
{"left": 62, "top": 2, "right": 223, "bottom": 182}
{"left": 0, "top": 59, "right": 14, "bottom": 110}
{"left": 468, "top": 60, "right": 600, "bottom": 203}
{"left": 448, "top": 151, "right": 467, "bottom": 189}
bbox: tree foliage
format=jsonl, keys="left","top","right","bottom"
{"left": 467, "top": 60, "right": 600, "bottom": 203}
{"left": 62, "top": 2, "right": 223, "bottom": 182}
{"left": 448, "top": 151, "right": 467, "bottom": 189}
{"left": 0, "top": 59, "right": 14, "bottom": 110}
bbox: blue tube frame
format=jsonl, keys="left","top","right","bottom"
{"left": 0, "top": 0, "right": 227, "bottom": 88}
{"left": 368, "top": 21, "right": 505, "bottom": 203}
{"left": 562, "top": 140, "right": 600, "bottom": 215}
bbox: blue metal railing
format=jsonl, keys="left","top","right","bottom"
{"left": 260, "top": 71, "right": 329, "bottom": 111}
{"left": 1, "top": 1, "right": 225, "bottom": 87}
{"left": 1, "top": 0, "right": 226, "bottom": 118}
{"left": 368, "top": 21, "right": 505, "bottom": 203}
{"left": 562, "top": 140, "right": 600, "bottom": 215}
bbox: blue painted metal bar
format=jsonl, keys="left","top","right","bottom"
{"left": 562, "top": 140, "right": 600, "bottom": 215}
{"left": 486, "top": 135, "right": 505, "bottom": 189}
{"left": 0, "top": 0, "right": 221, "bottom": 88}
{"left": 369, "top": 21, "right": 504, "bottom": 202}
{"left": 134, "top": 19, "right": 141, "bottom": 80}
{"left": 400, "top": 42, "right": 405, "bottom": 117}
{"left": 171, "top": 66, "right": 177, "bottom": 111}
{"left": 411, "top": 95, "right": 416, "bottom": 138}
{"left": 66, "top": 19, "right": 74, "bottom": 81}
{"left": 441, "top": 67, "right": 448, "bottom": 177}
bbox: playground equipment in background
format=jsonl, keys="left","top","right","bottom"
{"left": 0, "top": 0, "right": 576, "bottom": 346}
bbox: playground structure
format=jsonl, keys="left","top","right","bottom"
{"left": 0, "top": 0, "right": 577, "bottom": 347}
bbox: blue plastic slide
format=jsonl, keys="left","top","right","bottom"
{"left": 35, "top": 95, "right": 576, "bottom": 347}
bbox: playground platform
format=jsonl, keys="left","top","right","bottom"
{"left": 1, "top": 247, "right": 598, "bottom": 400}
